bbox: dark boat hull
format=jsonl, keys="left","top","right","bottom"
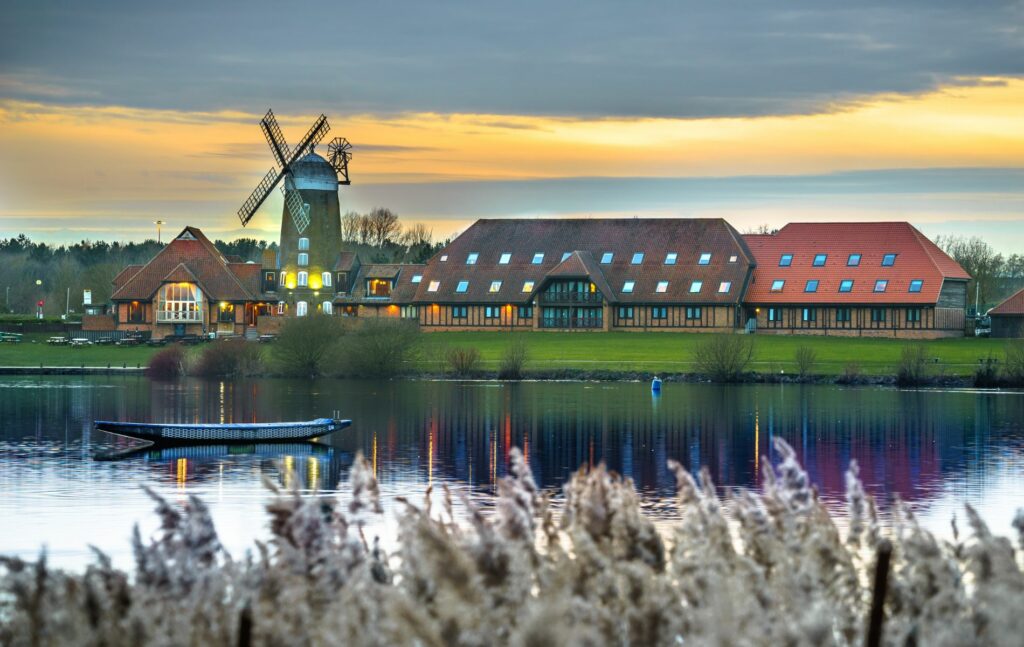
{"left": 94, "top": 418, "right": 349, "bottom": 445}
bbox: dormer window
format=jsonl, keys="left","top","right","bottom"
{"left": 298, "top": 237, "right": 309, "bottom": 251}
{"left": 411, "top": 274, "right": 423, "bottom": 283}
{"left": 601, "top": 252, "right": 614, "bottom": 264}
{"left": 367, "top": 279, "right": 392, "bottom": 297}
{"left": 631, "top": 252, "right": 644, "bottom": 264}
{"left": 689, "top": 280, "right": 703, "bottom": 293}
{"left": 427, "top": 280, "right": 440, "bottom": 292}
{"left": 779, "top": 254, "right": 793, "bottom": 267}
{"left": 489, "top": 281, "right": 502, "bottom": 293}
{"left": 813, "top": 254, "right": 827, "bottom": 267}
{"left": 499, "top": 253, "right": 511, "bottom": 264}
{"left": 456, "top": 280, "right": 469, "bottom": 293}
{"left": 622, "top": 281, "right": 635, "bottom": 293}
{"left": 698, "top": 252, "right": 711, "bottom": 265}
{"left": 665, "top": 253, "right": 678, "bottom": 265}
{"left": 847, "top": 254, "right": 861, "bottom": 266}
{"left": 874, "top": 279, "right": 888, "bottom": 293}
{"left": 532, "top": 253, "right": 544, "bottom": 264}
{"left": 909, "top": 279, "right": 923, "bottom": 293}
{"left": 771, "top": 279, "right": 785, "bottom": 292}
{"left": 297, "top": 253, "right": 308, "bottom": 267}
{"left": 656, "top": 281, "right": 669, "bottom": 293}
{"left": 718, "top": 281, "right": 731, "bottom": 293}
{"left": 882, "top": 253, "right": 897, "bottom": 266}
{"left": 839, "top": 279, "right": 854, "bottom": 292}
{"left": 466, "top": 252, "right": 479, "bottom": 265}
{"left": 805, "top": 279, "right": 819, "bottom": 293}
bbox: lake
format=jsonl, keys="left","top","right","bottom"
{"left": 1, "top": 376, "right": 1022, "bottom": 569}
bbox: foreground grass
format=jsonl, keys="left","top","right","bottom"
{"left": 0, "top": 334, "right": 161, "bottom": 368}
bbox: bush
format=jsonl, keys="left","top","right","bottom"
{"left": 1006, "top": 341, "right": 1024, "bottom": 386}
{"left": 146, "top": 345, "right": 186, "bottom": 379}
{"left": 794, "top": 345, "right": 817, "bottom": 380}
{"left": 896, "top": 344, "right": 930, "bottom": 386}
{"left": 193, "top": 339, "right": 263, "bottom": 377}
{"left": 691, "top": 333, "right": 754, "bottom": 382}
{"left": 973, "top": 353, "right": 1000, "bottom": 387}
{"left": 497, "top": 337, "right": 529, "bottom": 380}
{"left": 341, "top": 319, "right": 421, "bottom": 378}
{"left": 270, "top": 315, "right": 347, "bottom": 377}
{"left": 445, "top": 346, "right": 482, "bottom": 376}
{"left": 837, "top": 361, "right": 862, "bottom": 385}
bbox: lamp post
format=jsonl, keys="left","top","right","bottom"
{"left": 35, "top": 279, "right": 43, "bottom": 319}
{"left": 154, "top": 220, "right": 166, "bottom": 244}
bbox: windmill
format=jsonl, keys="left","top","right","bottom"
{"left": 237, "top": 109, "right": 352, "bottom": 234}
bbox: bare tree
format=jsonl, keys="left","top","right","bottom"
{"left": 356, "top": 213, "right": 373, "bottom": 246}
{"left": 341, "top": 211, "right": 362, "bottom": 243}
{"left": 398, "top": 223, "right": 433, "bottom": 248}
{"left": 744, "top": 224, "right": 777, "bottom": 235}
{"left": 366, "top": 208, "right": 401, "bottom": 247}
{"left": 691, "top": 334, "right": 755, "bottom": 382}
{"left": 933, "top": 235, "right": 1005, "bottom": 306}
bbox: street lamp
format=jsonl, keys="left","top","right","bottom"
{"left": 34, "top": 279, "right": 43, "bottom": 319}
{"left": 154, "top": 220, "right": 166, "bottom": 244}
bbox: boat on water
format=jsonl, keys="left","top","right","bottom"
{"left": 94, "top": 418, "right": 349, "bottom": 446}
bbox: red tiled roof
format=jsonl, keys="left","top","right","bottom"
{"left": 335, "top": 263, "right": 423, "bottom": 303}
{"left": 544, "top": 251, "right": 616, "bottom": 301}
{"left": 334, "top": 251, "right": 358, "bottom": 272}
{"left": 111, "top": 226, "right": 257, "bottom": 302}
{"left": 412, "top": 218, "right": 754, "bottom": 305}
{"left": 989, "top": 286, "right": 1024, "bottom": 316}
{"left": 743, "top": 222, "right": 970, "bottom": 304}
{"left": 112, "top": 264, "right": 143, "bottom": 292}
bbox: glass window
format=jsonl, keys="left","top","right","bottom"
{"left": 909, "top": 279, "right": 923, "bottom": 293}
{"left": 279, "top": 271, "right": 286, "bottom": 286}
{"left": 440, "top": 254, "right": 448, "bottom": 262}
{"left": 298, "top": 237, "right": 309, "bottom": 251}
{"left": 771, "top": 279, "right": 785, "bottom": 292}
{"left": 718, "top": 281, "right": 731, "bottom": 293}
{"left": 456, "top": 280, "right": 469, "bottom": 293}
{"left": 522, "top": 281, "right": 535, "bottom": 292}
{"left": 651, "top": 306, "right": 667, "bottom": 320}
{"left": 839, "top": 279, "right": 854, "bottom": 292}
{"left": 451, "top": 306, "right": 467, "bottom": 319}
{"left": 686, "top": 306, "right": 702, "bottom": 320}
{"left": 847, "top": 254, "right": 861, "bottom": 266}
{"left": 427, "top": 280, "right": 440, "bottom": 292}
{"left": 622, "top": 281, "right": 635, "bottom": 293}
{"left": 768, "top": 307, "right": 780, "bottom": 322}
{"left": 698, "top": 252, "right": 711, "bottom": 265}
{"left": 836, "top": 307, "right": 852, "bottom": 322}
{"left": 367, "top": 279, "right": 392, "bottom": 297}
{"left": 411, "top": 274, "right": 423, "bottom": 284}
{"left": 276, "top": 302, "right": 285, "bottom": 315}
{"left": 813, "top": 254, "right": 827, "bottom": 267}
{"left": 802, "top": 308, "right": 816, "bottom": 322}
{"left": 907, "top": 307, "right": 922, "bottom": 322}
{"left": 296, "top": 301, "right": 308, "bottom": 317}
{"left": 601, "top": 252, "right": 614, "bottom": 264}
{"left": 665, "top": 252, "right": 678, "bottom": 265}
{"left": 617, "top": 306, "right": 634, "bottom": 319}
{"left": 656, "top": 281, "right": 669, "bottom": 293}
{"left": 322, "top": 301, "right": 333, "bottom": 315}
{"left": 499, "top": 253, "right": 511, "bottom": 264}
{"left": 874, "top": 279, "right": 888, "bottom": 293}
{"left": 401, "top": 305, "right": 418, "bottom": 319}
{"left": 805, "top": 279, "right": 819, "bottom": 293}
{"left": 297, "top": 271, "right": 308, "bottom": 287}
{"left": 631, "top": 252, "right": 644, "bottom": 264}
{"left": 518, "top": 305, "right": 533, "bottom": 319}
{"left": 466, "top": 252, "right": 479, "bottom": 265}
{"left": 779, "top": 254, "right": 793, "bottom": 267}
{"left": 532, "top": 253, "right": 544, "bottom": 264}
{"left": 561, "top": 252, "right": 571, "bottom": 262}
{"left": 728, "top": 255, "right": 738, "bottom": 263}
{"left": 689, "top": 280, "right": 702, "bottom": 293}
{"left": 882, "top": 253, "right": 897, "bottom": 266}
{"left": 484, "top": 306, "right": 500, "bottom": 319}
{"left": 322, "top": 272, "right": 332, "bottom": 287}
{"left": 489, "top": 281, "right": 502, "bottom": 293}
{"left": 297, "top": 253, "right": 309, "bottom": 267}
{"left": 871, "top": 308, "right": 887, "bottom": 322}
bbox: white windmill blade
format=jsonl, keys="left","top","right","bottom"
{"left": 282, "top": 174, "right": 311, "bottom": 234}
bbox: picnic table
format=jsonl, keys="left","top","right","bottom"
{"left": 145, "top": 338, "right": 168, "bottom": 347}
{"left": 47, "top": 336, "right": 68, "bottom": 345}
{"left": 258, "top": 334, "right": 277, "bottom": 343}
{"left": 117, "top": 337, "right": 142, "bottom": 346}
{"left": 1, "top": 333, "right": 23, "bottom": 344}
{"left": 95, "top": 337, "right": 115, "bottom": 345}
{"left": 69, "top": 338, "right": 92, "bottom": 347}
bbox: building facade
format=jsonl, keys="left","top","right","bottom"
{"left": 988, "top": 287, "right": 1024, "bottom": 338}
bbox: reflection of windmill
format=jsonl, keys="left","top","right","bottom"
{"left": 237, "top": 109, "right": 352, "bottom": 234}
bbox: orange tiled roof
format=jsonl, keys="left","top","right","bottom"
{"left": 989, "top": 286, "right": 1024, "bottom": 316}
{"left": 743, "top": 222, "right": 970, "bottom": 304}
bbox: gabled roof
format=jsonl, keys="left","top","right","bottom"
{"left": 989, "top": 286, "right": 1024, "bottom": 316}
{"left": 334, "top": 251, "right": 359, "bottom": 272}
{"left": 412, "top": 218, "right": 754, "bottom": 304}
{"left": 335, "top": 263, "right": 423, "bottom": 303}
{"left": 543, "top": 251, "right": 616, "bottom": 302}
{"left": 743, "top": 222, "right": 970, "bottom": 305}
{"left": 111, "top": 226, "right": 256, "bottom": 302}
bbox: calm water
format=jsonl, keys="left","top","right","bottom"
{"left": 1, "top": 376, "right": 1022, "bottom": 568}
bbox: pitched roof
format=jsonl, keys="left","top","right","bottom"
{"left": 412, "top": 218, "right": 754, "bottom": 304}
{"left": 335, "top": 263, "right": 423, "bottom": 303}
{"left": 111, "top": 226, "right": 256, "bottom": 302}
{"left": 743, "top": 222, "right": 970, "bottom": 305}
{"left": 334, "top": 251, "right": 359, "bottom": 272}
{"left": 989, "top": 286, "right": 1024, "bottom": 316}
{"left": 544, "top": 251, "right": 616, "bottom": 301}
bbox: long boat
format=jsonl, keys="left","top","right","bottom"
{"left": 94, "top": 418, "right": 349, "bottom": 445}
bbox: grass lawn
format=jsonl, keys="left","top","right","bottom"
{"left": 0, "top": 334, "right": 161, "bottom": 368}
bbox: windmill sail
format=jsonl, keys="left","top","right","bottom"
{"left": 260, "top": 109, "right": 291, "bottom": 167}
{"left": 237, "top": 167, "right": 284, "bottom": 226}
{"left": 282, "top": 174, "right": 311, "bottom": 234}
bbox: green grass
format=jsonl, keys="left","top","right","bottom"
{"left": 0, "top": 334, "right": 161, "bottom": 368}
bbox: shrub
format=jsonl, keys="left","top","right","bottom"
{"left": 896, "top": 344, "right": 929, "bottom": 386}
{"left": 497, "top": 336, "right": 529, "bottom": 380}
{"left": 146, "top": 345, "right": 185, "bottom": 379}
{"left": 341, "top": 319, "right": 421, "bottom": 378}
{"left": 691, "top": 333, "right": 754, "bottom": 382}
{"left": 1006, "top": 341, "right": 1024, "bottom": 386}
{"left": 794, "top": 345, "right": 817, "bottom": 380}
{"left": 445, "top": 346, "right": 482, "bottom": 376}
{"left": 193, "top": 339, "right": 263, "bottom": 377}
{"left": 837, "top": 361, "right": 862, "bottom": 385}
{"left": 270, "top": 315, "right": 347, "bottom": 377}
{"left": 973, "top": 353, "right": 1000, "bottom": 388}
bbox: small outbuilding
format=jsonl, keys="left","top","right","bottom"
{"left": 988, "top": 287, "right": 1024, "bottom": 338}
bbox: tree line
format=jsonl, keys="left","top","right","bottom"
{"left": 934, "top": 235, "right": 1024, "bottom": 311}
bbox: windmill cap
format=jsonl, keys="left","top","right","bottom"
{"left": 291, "top": 152, "right": 337, "bottom": 191}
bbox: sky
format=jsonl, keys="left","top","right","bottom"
{"left": 1, "top": 0, "right": 1023, "bottom": 251}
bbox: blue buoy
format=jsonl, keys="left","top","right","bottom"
{"left": 651, "top": 377, "right": 662, "bottom": 393}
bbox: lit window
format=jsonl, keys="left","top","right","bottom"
{"left": 908, "top": 279, "right": 923, "bottom": 293}
{"left": 456, "top": 280, "right": 469, "bottom": 293}
{"left": 779, "top": 254, "right": 793, "bottom": 267}
{"left": 665, "top": 253, "right": 678, "bottom": 265}
{"left": 882, "top": 253, "right": 897, "bottom": 266}
{"left": 728, "top": 255, "right": 738, "bottom": 263}
{"left": 489, "top": 281, "right": 502, "bottom": 293}
{"left": 622, "top": 281, "right": 635, "bottom": 293}
{"left": 322, "top": 272, "right": 332, "bottom": 287}
{"left": 322, "top": 301, "right": 333, "bottom": 315}
{"left": 532, "top": 253, "right": 544, "bottom": 264}
{"left": 466, "top": 252, "right": 479, "bottom": 265}
{"left": 440, "top": 254, "right": 448, "bottom": 262}
{"left": 847, "top": 254, "right": 861, "bottom": 266}
{"left": 411, "top": 274, "right": 423, "bottom": 283}
{"left": 600, "top": 252, "right": 614, "bottom": 264}
{"left": 718, "top": 281, "right": 731, "bottom": 293}
{"left": 561, "top": 252, "right": 571, "bottom": 262}
{"left": 813, "top": 254, "right": 827, "bottom": 267}
{"left": 298, "top": 237, "right": 309, "bottom": 251}
{"left": 874, "top": 279, "right": 888, "bottom": 293}
{"left": 771, "top": 279, "right": 785, "bottom": 292}
{"left": 297, "top": 253, "right": 308, "bottom": 267}
{"left": 279, "top": 271, "right": 286, "bottom": 286}
{"left": 689, "top": 280, "right": 702, "bottom": 293}
{"left": 656, "top": 281, "right": 669, "bottom": 293}
{"left": 296, "top": 301, "right": 308, "bottom": 317}
{"left": 276, "top": 301, "right": 285, "bottom": 315}
{"left": 631, "top": 252, "right": 644, "bottom": 264}
{"left": 427, "top": 280, "right": 440, "bottom": 292}
{"left": 698, "top": 252, "right": 711, "bottom": 265}
{"left": 522, "top": 281, "right": 535, "bottom": 292}
{"left": 297, "top": 271, "right": 308, "bottom": 287}
{"left": 839, "top": 279, "right": 854, "bottom": 292}
{"left": 499, "top": 253, "right": 511, "bottom": 264}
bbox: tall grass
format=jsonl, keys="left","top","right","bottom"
{"left": 2, "top": 442, "right": 1021, "bottom": 646}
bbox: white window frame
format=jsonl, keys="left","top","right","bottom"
{"left": 322, "top": 272, "right": 332, "bottom": 287}
{"left": 279, "top": 271, "right": 286, "bottom": 286}
{"left": 276, "top": 301, "right": 285, "bottom": 315}
{"left": 297, "top": 271, "right": 308, "bottom": 287}
{"left": 296, "top": 301, "right": 308, "bottom": 317}
{"left": 298, "top": 237, "right": 309, "bottom": 251}
{"left": 297, "top": 253, "right": 309, "bottom": 267}
{"left": 322, "top": 301, "right": 333, "bottom": 315}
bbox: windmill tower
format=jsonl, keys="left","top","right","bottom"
{"left": 237, "top": 109, "right": 352, "bottom": 311}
